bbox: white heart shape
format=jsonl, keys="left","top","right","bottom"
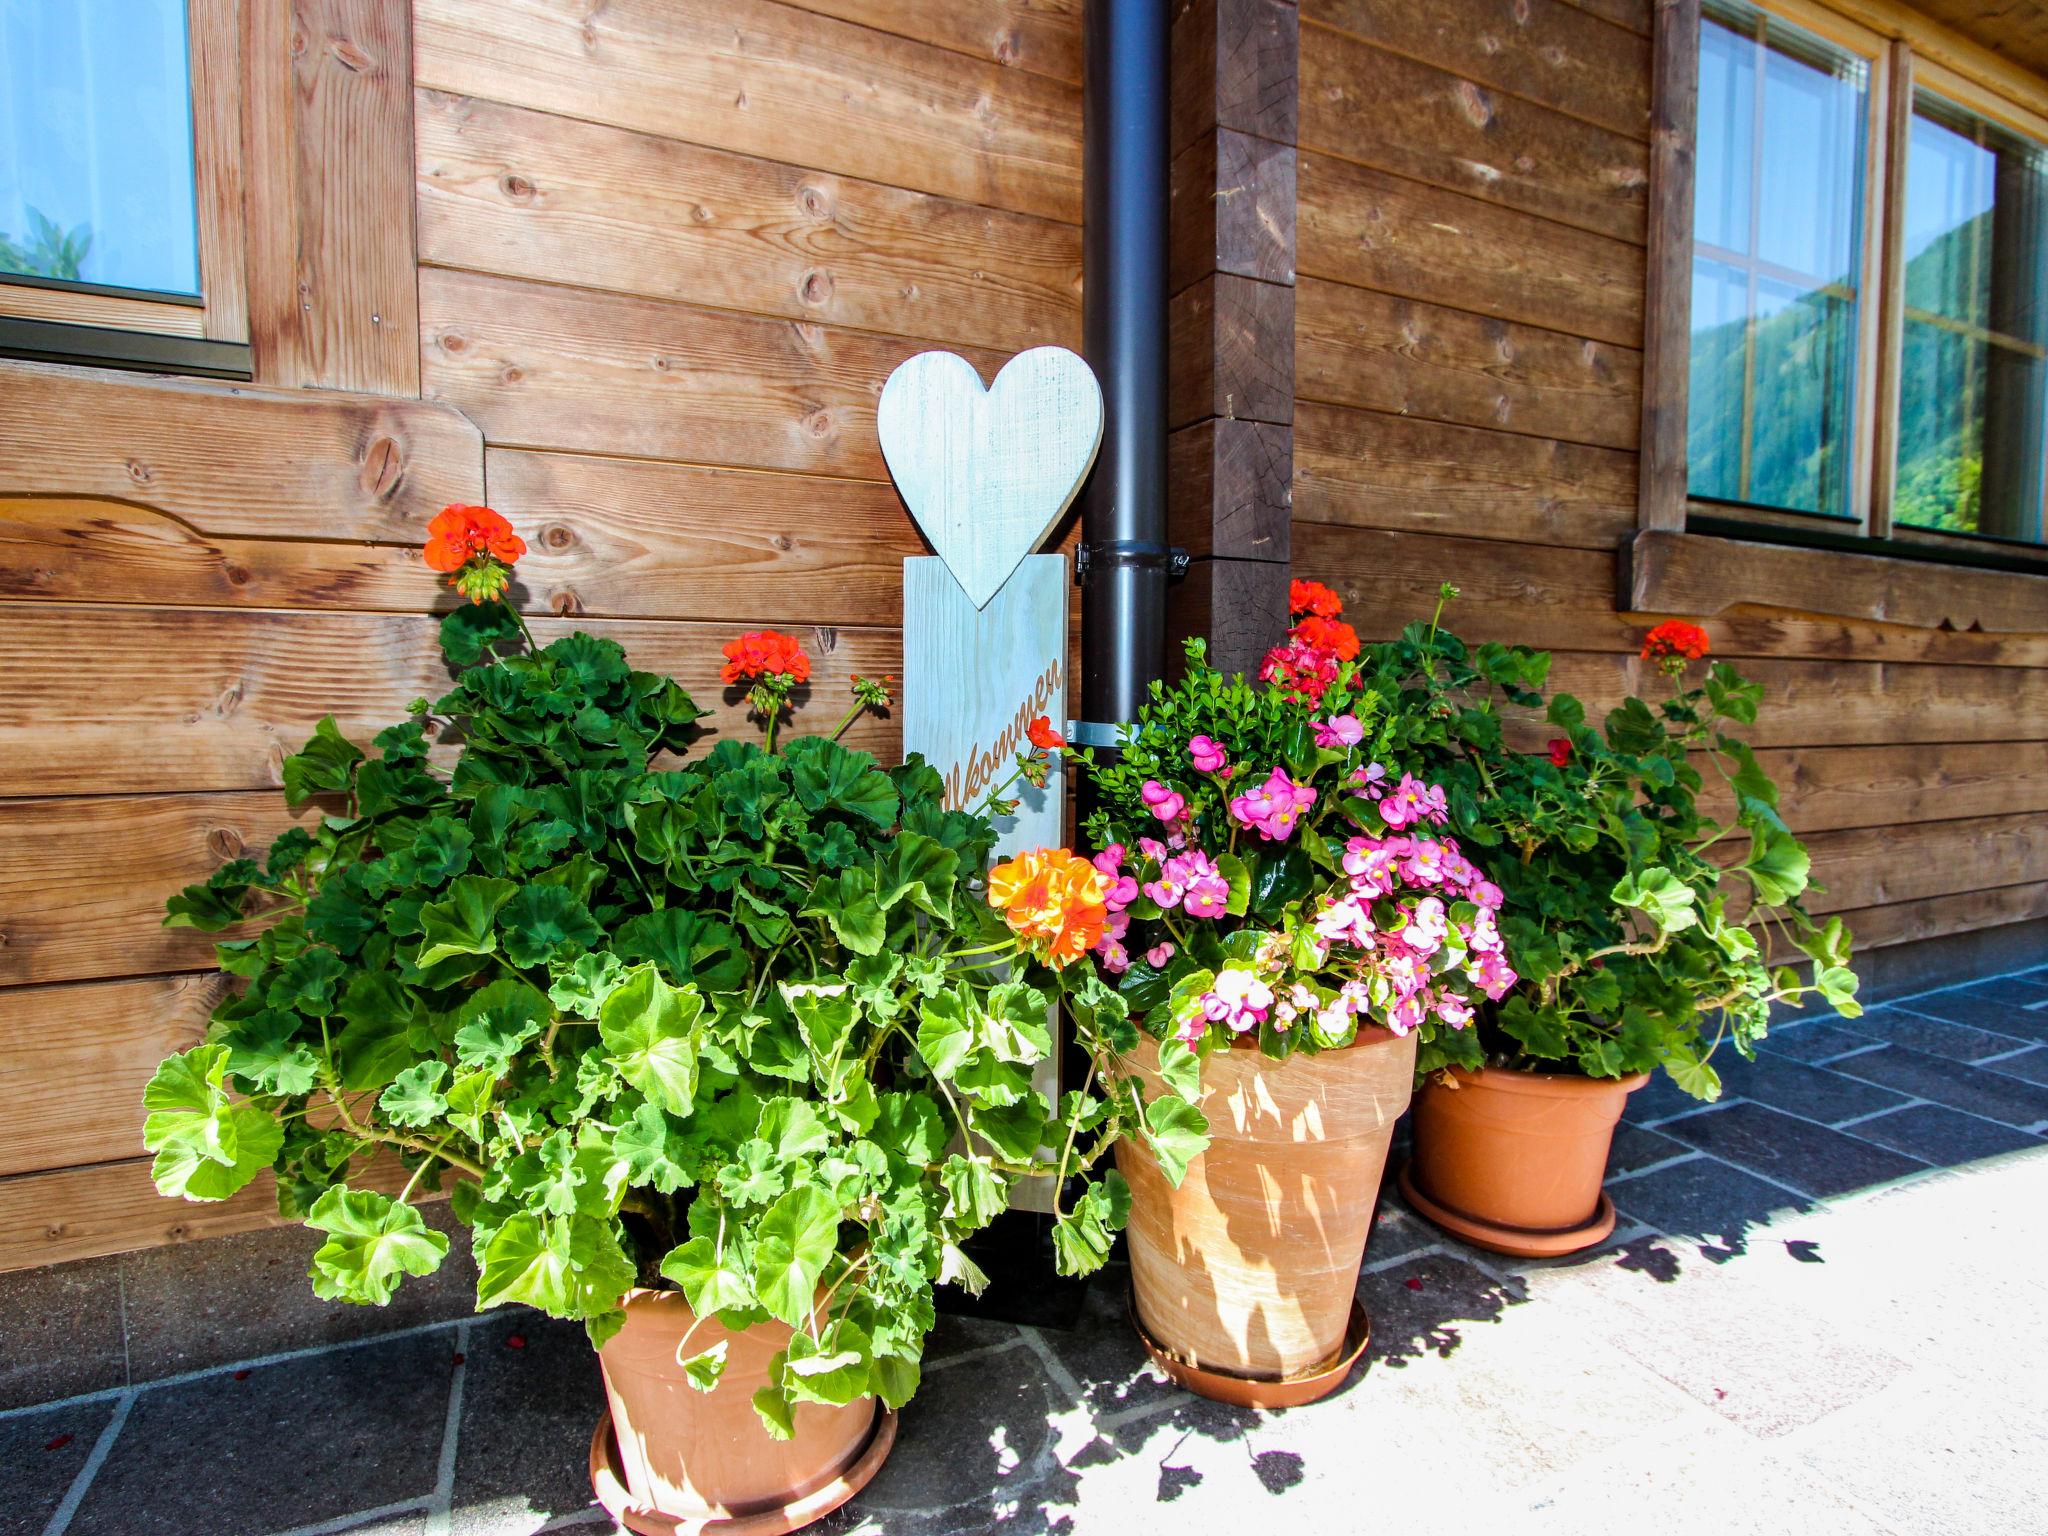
{"left": 878, "top": 347, "right": 1104, "bottom": 610}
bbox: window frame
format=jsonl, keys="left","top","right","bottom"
{"left": 1648, "top": 0, "right": 2048, "bottom": 575}
{"left": 0, "top": 0, "right": 250, "bottom": 378}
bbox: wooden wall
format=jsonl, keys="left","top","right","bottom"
{"left": 0, "top": 0, "right": 1082, "bottom": 1271}
{"left": 1289, "top": 0, "right": 2048, "bottom": 963}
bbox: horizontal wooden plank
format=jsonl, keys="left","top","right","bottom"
{"left": 488, "top": 451, "right": 921, "bottom": 626}
{"left": 1796, "top": 814, "right": 2048, "bottom": 917}
{"left": 1627, "top": 530, "right": 2048, "bottom": 637}
{"left": 0, "top": 362, "right": 483, "bottom": 541}
{"left": 1297, "top": 154, "right": 1644, "bottom": 348}
{"left": 788, "top": 0, "right": 1083, "bottom": 82}
{"left": 413, "top": 0, "right": 1082, "bottom": 223}
{"left": 415, "top": 91, "right": 1081, "bottom": 357}
{"left": 0, "top": 606, "right": 900, "bottom": 797}
{"left": 0, "top": 794, "right": 311, "bottom": 989}
{"left": 0, "top": 1153, "right": 433, "bottom": 1273}
{"left": 1812, "top": 881, "right": 2048, "bottom": 958}
{"left": 1293, "top": 403, "right": 1639, "bottom": 550}
{"left": 1706, "top": 744, "right": 2048, "bottom": 835}
{"left": 0, "top": 976, "right": 223, "bottom": 1176}
{"left": 1296, "top": 276, "right": 1642, "bottom": 451}
{"left": 1560, "top": 0, "right": 1650, "bottom": 35}
{"left": 1299, "top": 23, "right": 1648, "bottom": 244}
{"left": 1306, "top": 0, "right": 1652, "bottom": 140}
{"left": 1298, "top": 512, "right": 2048, "bottom": 668}
{"left": 420, "top": 268, "right": 1008, "bottom": 478}
{"left": 0, "top": 283, "right": 207, "bottom": 338}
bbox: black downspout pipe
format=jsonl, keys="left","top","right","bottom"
{"left": 1078, "top": 0, "right": 1172, "bottom": 742}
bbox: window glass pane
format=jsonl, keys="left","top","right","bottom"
{"left": 1689, "top": 1, "right": 1868, "bottom": 519}
{"left": 0, "top": 1, "right": 199, "bottom": 296}
{"left": 1895, "top": 92, "right": 2048, "bottom": 543}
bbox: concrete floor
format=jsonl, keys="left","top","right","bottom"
{"left": 6, "top": 965, "right": 2046, "bottom": 1536}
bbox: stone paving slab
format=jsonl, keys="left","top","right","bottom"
{"left": 12, "top": 964, "right": 2048, "bottom": 1536}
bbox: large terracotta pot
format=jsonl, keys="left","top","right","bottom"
{"left": 589, "top": 1287, "right": 895, "bottom": 1536}
{"left": 1400, "top": 1065, "right": 1649, "bottom": 1258}
{"left": 1116, "top": 1027, "right": 1417, "bottom": 1405}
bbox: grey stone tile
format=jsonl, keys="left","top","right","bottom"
{"left": 1657, "top": 1102, "right": 1927, "bottom": 1200}
{"left": 1360, "top": 1252, "right": 1527, "bottom": 1371}
{"left": 450, "top": 1313, "right": 606, "bottom": 1536}
{"left": 1706, "top": 1050, "right": 1910, "bottom": 1126}
{"left": 1623, "top": 1069, "right": 1705, "bottom": 1126}
{"left": 1607, "top": 1123, "right": 1693, "bottom": 1177}
{"left": 921, "top": 1306, "right": 1022, "bottom": 1365}
{"left": 315, "top": 1511, "right": 430, "bottom": 1535}
{"left": 1963, "top": 975, "right": 2048, "bottom": 1006}
{"left": 68, "top": 1332, "right": 452, "bottom": 1536}
{"left": 1891, "top": 986, "right": 2048, "bottom": 1043}
{"left": 1035, "top": 1262, "right": 1175, "bottom": 1419}
{"left": 1832, "top": 1043, "right": 2048, "bottom": 1129}
{"left": 0, "top": 1398, "right": 117, "bottom": 1536}
{"left": 1760, "top": 1020, "right": 1885, "bottom": 1065}
{"left": 1986, "top": 1045, "right": 2048, "bottom": 1086}
{"left": 1362, "top": 1199, "right": 1440, "bottom": 1266}
{"left": 1862, "top": 1005, "right": 2035, "bottom": 1060}
{"left": 0, "top": 1252, "right": 127, "bottom": 1410}
{"left": 1845, "top": 1103, "right": 2043, "bottom": 1165}
{"left": 1608, "top": 1153, "right": 1809, "bottom": 1258}
{"left": 121, "top": 1201, "right": 478, "bottom": 1384}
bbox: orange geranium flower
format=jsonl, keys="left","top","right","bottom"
{"left": 1289, "top": 579, "right": 1343, "bottom": 620}
{"left": 1027, "top": 715, "right": 1065, "bottom": 751}
{"left": 424, "top": 505, "right": 526, "bottom": 602}
{"left": 1640, "top": 620, "right": 1711, "bottom": 663}
{"left": 987, "top": 848, "right": 1111, "bottom": 970}
{"left": 1291, "top": 614, "right": 1360, "bottom": 662}
{"left": 721, "top": 629, "right": 812, "bottom": 686}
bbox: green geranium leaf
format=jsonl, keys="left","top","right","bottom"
{"left": 1141, "top": 1095, "right": 1210, "bottom": 1187}
{"left": 500, "top": 884, "right": 602, "bottom": 969}
{"left": 914, "top": 988, "right": 973, "bottom": 1080}
{"left": 872, "top": 1092, "right": 946, "bottom": 1166}
{"left": 1744, "top": 826, "right": 1811, "bottom": 907}
{"left": 1051, "top": 1171, "right": 1130, "bottom": 1277}
{"left": 660, "top": 1236, "right": 756, "bottom": 1317}
{"left": 453, "top": 979, "right": 552, "bottom": 1076}
{"left": 752, "top": 1184, "right": 843, "bottom": 1328}
{"left": 598, "top": 964, "right": 704, "bottom": 1115}
{"left": 785, "top": 1319, "right": 871, "bottom": 1406}
{"left": 142, "top": 1045, "right": 284, "bottom": 1201}
{"left": 415, "top": 875, "right": 518, "bottom": 969}
{"left": 1611, "top": 867, "right": 1698, "bottom": 936}
{"left": 219, "top": 1010, "right": 319, "bottom": 1097}
{"left": 616, "top": 910, "right": 749, "bottom": 991}
{"left": 875, "top": 831, "right": 958, "bottom": 922}
{"left": 549, "top": 951, "right": 627, "bottom": 1020}
{"left": 683, "top": 1341, "right": 729, "bottom": 1393}
{"left": 613, "top": 1101, "right": 695, "bottom": 1194}
{"left": 306, "top": 1187, "right": 450, "bottom": 1305}
{"left": 939, "top": 1155, "right": 1003, "bottom": 1233}
{"left": 282, "top": 717, "right": 364, "bottom": 805}
{"left": 786, "top": 737, "right": 900, "bottom": 827}
{"left": 378, "top": 1061, "right": 451, "bottom": 1127}
{"left": 802, "top": 870, "right": 886, "bottom": 955}
{"left": 475, "top": 1212, "right": 635, "bottom": 1321}
{"left": 1155, "top": 1037, "right": 1203, "bottom": 1101}
{"left": 440, "top": 601, "right": 524, "bottom": 666}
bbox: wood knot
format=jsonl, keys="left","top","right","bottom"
{"left": 995, "top": 31, "right": 1019, "bottom": 65}
{"left": 225, "top": 564, "right": 251, "bottom": 587}
{"left": 360, "top": 436, "right": 403, "bottom": 498}
{"left": 551, "top": 590, "right": 582, "bottom": 616}
{"left": 812, "top": 626, "right": 839, "bottom": 653}
{"left": 440, "top": 332, "right": 467, "bottom": 354}
{"left": 691, "top": 203, "right": 715, "bottom": 223}
{"left": 500, "top": 364, "right": 525, "bottom": 385}
{"left": 771, "top": 534, "right": 793, "bottom": 551}
{"left": 126, "top": 458, "right": 152, "bottom": 485}
{"left": 329, "top": 37, "right": 373, "bottom": 72}
{"left": 1455, "top": 82, "right": 1493, "bottom": 129}
{"left": 207, "top": 827, "right": 247, "bottom": 860}
{"left": 799, "top": 269, "right": 833, "bottom": 306}
{"left": 651, "top": 356, "right": 672, "bottom": 373}
{"left": 803, "top": 409, "right": 834, "bottom": 440}
{"left": 542, "top": 523, "right": 575, "bottom": 550}
{"left": 798, "top": 185, "right": 831, "bottom": 219}
{"left": 215, "top": 681, "right": 245, "bottom": 717}
{"left": 500, "top": 173, "right": 537, "bottom": 202}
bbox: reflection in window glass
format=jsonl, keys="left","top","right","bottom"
{"left": 1688, "top": 1, "right": 1868, "bottom": 518}
{"left": 0, "top": 1, "right": 199, "bottom": 296}
{"left": 1893, "top": 94, "right": 2048, "bottom": 543}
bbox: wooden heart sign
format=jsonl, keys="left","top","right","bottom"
{"left": 878, "top": 346, "right": 1104, "bottom": 609}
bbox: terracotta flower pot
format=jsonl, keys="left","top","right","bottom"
{"left": 1400, "top": 1065, "right": 1650, "bottom": 1258}
{"left": 1116, "top": 1027, "right": 1417, "bottom": 1404}
{"left": 589, "top": 1287, "right": 895, "bottom": 1536}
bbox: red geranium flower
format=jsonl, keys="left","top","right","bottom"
{"left": 1027, "top": 715, "right": 1065, "bottom": 751}
{"left": 1291, "top": 615, "right": 1360, "bottom": 662}
{"left": 1547, "top": 738, "right": 1572, "bottom": 767}
{"left": 1289, "top": 579, "right": 1343, "bottom": 619}
{"left": 1640, "top": 620, "right": 1711, "bottom": 663}
{"left": 721, "top": 630, "right": 811, "bottom": 686}
{"left": 424, "top": 505, "right": 526, "bottom": 602}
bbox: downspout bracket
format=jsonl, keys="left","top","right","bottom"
{"left": 1074, "top": 539, "right": 1189, "bottom": 584}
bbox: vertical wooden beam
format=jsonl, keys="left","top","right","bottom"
{"left": 1638, "top": 0, "right": 1700, "bottom": 534}
{"left": 1868, "top": 40, "right": 1915, "bottom": 540}
{"left": 190, "top": 0, "right": 250, "bottom": 344}
{"left": 244, "top": 0, "right": 421, "bottom": 395}
{"left": 1167, "top": 0, "right": 1297, "bottom": 675}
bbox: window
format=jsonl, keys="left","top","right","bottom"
{"left": 1685, "top": 0, "right": 2048, "bottom": 556}
{"left": 0, "top": 0, "right": 247, "bottom": 376}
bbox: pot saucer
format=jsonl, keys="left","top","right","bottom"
{"left": 588, "top": 1402, "right": 898, "bottom": 1536}
{"left": 1127, "top": 1288, "right": 1372, "bottom": 1409}
{"left": 1396, "top": 1160, "right": 1618, "bottom": 1259}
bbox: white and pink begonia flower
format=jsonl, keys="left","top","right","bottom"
{"left": 1312, "top": 713, "right": 1365, "bottom": 749}
{"left": 1201, "top": 966, "right": 1274, "bottom": 1033}
{"left": 1313, "top": 895, "right": 1375, "bottom": 950}
{"left": 1469, "top": 950, "right": 1518, "bottom": 1000}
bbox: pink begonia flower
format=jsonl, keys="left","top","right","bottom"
{"left": 1137, "top": 836, "right": 1168, "bottom": 865}
{"left": 1465, "top": 908, "right": 1503, "bottom": 954}
{"left": 1343, "top": 836, "right": 1401, "bottom": 898}
{"left": 1386, "top": 994, "right": 1428, "bottom": 1036}
{"left": 1471, "top": 880, "right": 1505, "bottom": 912}
{"left": 1228, "top": 767, "right": 1318, "bottom": 841}
{"left": 1469, "top": 951, "right": 1518, "bottom": 1001}
{"left": 1188, "top": 735, "right": 1227, "bottom": 772}
{"left": 1143, "top": 867, "right": 1186, "bottom": 910}
{"left": 1091, "top": 844, "right": 1140, "bottom": 908}
{"left": 1316, "top": 997, "right": 1352, "bottom": 1036}
{"left": 1098, "top": 940, "right": 1130, "bottom": 975}
{"left": 1440, "top": 849, "right": 1479, "bottom": 890}
{"left": 1141, "top": 779, "right": 1186, "bottom": 824}
{"left": 1401, "top": 840, "right": 1447, "bottom": 887}
{"left": 1145, "top": 942, "right": 1176, "bottom": 968}
{"left": 1102, "top": 907, "right": 1130, "bottom": 944}
{"left": 1434, "top": 994, "right": 1474, "bottom": 1028}
{"left": 1183, "top": 870, "right": 1230, "bottom": 919}
{"left": 1091, "top": 843, "right": 1125, "bottom": 877}
{"left": 1377, "top": 774, "right": 1433, "bottom": 829}
{"left": 1313, "top": 896, "right": 1374, "bottom": 950}
{"left": 1351, "top": 761, "right": 1389, "bottom": 797}
{"left": 1313, "top": 714, "right": 1364, "bottom": 749}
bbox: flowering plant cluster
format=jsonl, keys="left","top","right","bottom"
{"left": 1071, "top": 582, "right": 1511, "bottom": 1081}
{"left": 143, "top": 507, "right": 1127, "bottom": 1437}
{"left": 1349, "top": 591, "right": 1861, "bottom": 1097}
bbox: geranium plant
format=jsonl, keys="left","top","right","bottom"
{"left": 1048, "top": 581, "right": 1517, "bottom": 1107}
{"left": 142, "top": 507, "right": 1127, "bottom": 1436}
{"left": 1348, "top": 586, "right": 1861, "bottom": 1097}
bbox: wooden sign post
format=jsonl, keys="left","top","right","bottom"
{"left": 880, "top": 346, "right": 1104, "bottom": 1212}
